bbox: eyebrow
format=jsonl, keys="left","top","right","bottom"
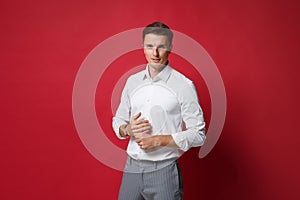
{"left": 144, "top": 44, "right": 167, "bottom": 48}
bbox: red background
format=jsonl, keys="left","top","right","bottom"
{"left": 1, "top": 0, "right": 300, "bottom": 199}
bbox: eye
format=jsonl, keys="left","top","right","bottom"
{"left": 145, "top": 44, "right": 153, "bottom": 49}
{"left": 157, "top": 45, "right": 167, "bottom": 51}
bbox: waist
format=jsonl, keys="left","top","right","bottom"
{"left": 124, "top": 156, "right": 177, "bottom": 173}
{"left": 127, "top": 140, "right": 181, "bottom": 161}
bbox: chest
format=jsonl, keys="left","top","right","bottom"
{"left": 130, "top": 83, "right": 180, "bottom": 114}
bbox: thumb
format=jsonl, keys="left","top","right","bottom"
{"left": 132, "top": 112, "right": 141, "bottom": 121}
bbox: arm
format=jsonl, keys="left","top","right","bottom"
{"left": 171, "top": 82, "right": 206, "bottom": 151}
{"left": 135, "top": 135, "right": 178, "bottom": 150}
{"left": 112, "top": 79, "right": 131, "bottom": 139}
{"left": 134, "top": 82, "right": 206, "bottom": 151}
{"left": 113, "top": 77, "right": 152, "bottom": 139}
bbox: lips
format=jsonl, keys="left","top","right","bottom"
{"left": 151, "top": 58, "right": 161, "bottom": 63}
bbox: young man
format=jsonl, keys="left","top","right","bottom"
{"left": 112, "top": 22, "right": 206, "bottom": 200}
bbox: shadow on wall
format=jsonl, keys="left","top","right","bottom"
{"left": 179, "top": 140, "right": 258, "bottom": 200}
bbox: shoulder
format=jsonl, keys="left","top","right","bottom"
{"left": 167, "top": 67, "right": 199, "bottom": 101}
{"left": 169, "top": 68, "right": 194, "bottom": 88}
{"left": 123, "top": 69, "right": 145, "bottom": 92}
{"left": 127, "top": 70, "right": 145, "bottom": 82}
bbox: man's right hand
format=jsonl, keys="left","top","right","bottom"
{"left": 127, "top": 112, "right": 151, "bottom": 137}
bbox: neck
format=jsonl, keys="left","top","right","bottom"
{"left": 148, "top": 61, "right": 168, "bottom": 79}
{"left": 148, "top": 64, "right": 166, "bottom": 79}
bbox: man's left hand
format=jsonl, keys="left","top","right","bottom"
{"left": 135, "top": 135, "right": 177, "bottom": 150}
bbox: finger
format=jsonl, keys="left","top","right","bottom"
{"left": 141, "top": 130, "right": 151, "bottom": 135}
{"left": 140, "top": 125, "right": 151, "bottom": 131}
{"left": 131, "top": 112, "right": 141, "bottom": 121}
{"left": 132, "top": 129, "right": 142, "bottom": 133}
{"left": 131, "top": 124, "right": 150, "bottom": 132}
{"left": 139, "top": 142, "right": 144, "bottom": 148}
{"left": 130, "top": 124, "right": 143, "bottom": 131}
{"left": 134, "top": 124, "right": 151, "bottom": 131}
{"left": 135, "top": 120, "right": 149, "bottom": 125}
{"left": 134, "top": 132, "right": 145, "bottom": 139}
{"left": 133, "top": 125, "right": 151, "bottom": 132}
{"left": 136, "top": 129, "right": 150, "bottom": 135}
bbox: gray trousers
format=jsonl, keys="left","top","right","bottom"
{"left": 118, "top": 156, "right": 183, "bottom": 200}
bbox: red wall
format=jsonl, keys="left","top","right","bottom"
{"left": 1, "top": 0, "right": 299, "bottom": 199}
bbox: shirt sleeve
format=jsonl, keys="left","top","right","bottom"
{"left": 112, "top": 79, "right": 131, "bottom": 139}
{"left": 171, "top": 82, "right": 206, "bottom": 151}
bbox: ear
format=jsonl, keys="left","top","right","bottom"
{"left": 142, "top": 43, "right": 146, "bottom": 54}
{"left": 168, "top": 44, "right": 173, "bottom": 52}
{"left": 167, "top": 44, "right": 173, "bottom": 54}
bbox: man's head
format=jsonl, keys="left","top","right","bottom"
{"left": 142, "top": 22, "right": 173, "bottom": 47}
{"left": 143, "top": 22, "right": 173, "bottom": 70}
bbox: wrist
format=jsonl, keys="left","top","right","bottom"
{"left": 124, "top": 124, "right": 129, "bottom": 137}
{"left": 154, "top": 135, "right": 172, "bottom": 147}
{"left": 153, "top": 135, "right": 163, "bottom": 147}
{"left": 120, "top": 124, "right": 130, "bottom": 138}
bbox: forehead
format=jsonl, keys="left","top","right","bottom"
{"left": 143, "top": 34, "right": 169, "bottom": 45}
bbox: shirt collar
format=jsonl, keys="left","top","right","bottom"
{"left": 142, "top": 64, "right": 172, "bottom": 83}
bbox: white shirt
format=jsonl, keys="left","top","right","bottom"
{"left": 112, "top": 65, "right": 206, "bottom": 161}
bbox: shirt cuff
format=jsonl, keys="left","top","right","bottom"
{"left": 171, "top": 129, "right": 206, "bottom": 152}
{"left": 112, "top": 117, "right": 127, "bottom": 140}
{"left": 171, "top": 132, "right": 189, "bottom": 152}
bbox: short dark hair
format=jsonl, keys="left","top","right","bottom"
{"left": 142, "top": 22, "right": 173, "bottom": 45}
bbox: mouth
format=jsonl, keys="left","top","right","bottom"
{"left": 151, "top": 58, "right": 161, "bottom": 63}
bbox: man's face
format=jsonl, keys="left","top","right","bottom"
{"left": 143, "top": 34, "right": 172, "bottom": 70}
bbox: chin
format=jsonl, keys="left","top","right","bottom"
{"left": 149, "top": 63, "right": 166, "bottom": 69}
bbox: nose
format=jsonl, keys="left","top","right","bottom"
{"left": 152, "top": 47, "right": 159, "bottom": 57}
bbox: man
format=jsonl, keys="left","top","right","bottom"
{"left": 112, "top": 22, "right": 206, "bottom": 200}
